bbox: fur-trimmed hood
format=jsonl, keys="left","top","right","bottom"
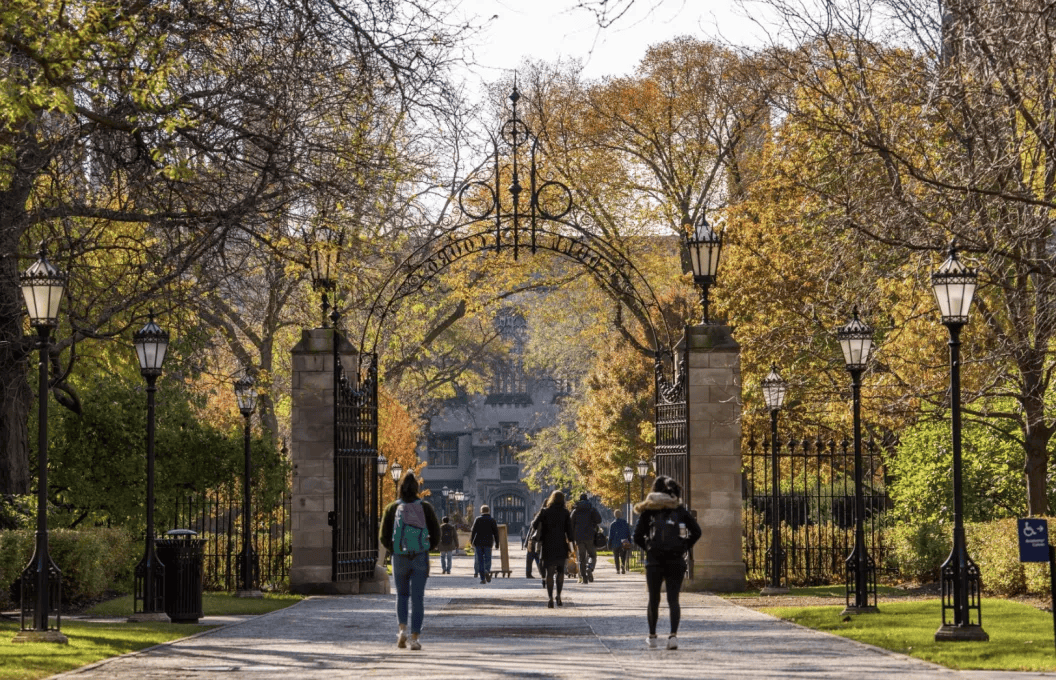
{"left": 634, "top": 492, "right": 679, "bottom": 513}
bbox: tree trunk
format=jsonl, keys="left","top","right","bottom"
{"left": 0, "top": 186, "right": 34, "bottom": 494}
{"left": 1024, "top": 426, "right": 1052, "bottom": 516}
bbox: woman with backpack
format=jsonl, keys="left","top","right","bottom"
{"left": 633, "top": 476, "right": 701, "bottom": 650}
{"left": 530, "top": 490, "right": 574, "bottom": 608}
{"left": 379, "top": 472, "right": 441, "bottom": 651}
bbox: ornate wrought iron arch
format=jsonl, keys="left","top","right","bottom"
{"left": 356, "top": 86, "right": 679, "bottom": 375}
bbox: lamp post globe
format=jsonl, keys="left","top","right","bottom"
{"left": 16, "top": 245, "right": 69, "bottom": 642}
{"left": 622, "top": 466, "right": 634, "bottom": 522}
{"left": 684, "top": 214, "right": 723, "bottom": 324}
{"left": 233, "top": 372, "right": 261, "bottom": 598}
{"left": 129, "top": 313, "right": 170, "bottom": 622}
{"left": 931, "top": 242, "right": 987, "bottom": 642}
{"left": 390, "top": 461, "right": 403, "bottom": 498}
{"left": 375, "top": 455, "right": 388, "bottom": 518}
{"left": 442, "top": 486, "right": 450, "bottom": 516}
{"left": 636, "top": 459, "right": 649, "bottom": 502}
{"left": 836, "top": 309, "right": 879, "bottom": 614}
{"left": 760, "top": 364, "right": 788, "bottom": 596}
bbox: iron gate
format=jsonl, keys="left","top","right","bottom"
{"left": 333, "top": 335, "right": 380, "bottom": 581}
{"left": 654, "top": 350, "right": 688, "bottom": 492}
{"left": 742, "top": 435, "right": 889, "bottom": 585}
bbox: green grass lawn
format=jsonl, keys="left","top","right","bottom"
{"left": 1, "top": 592, "right": 302, "bottom": 680}
{"left": 763, "top": 599, "right": 1056, "bottom": 672}
{"left": 723, "top": 584, "right": 907, "bottom": 598}
{"left": 0, "top": 620, "right": 212, "bottom": 680}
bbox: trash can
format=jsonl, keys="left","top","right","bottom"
{"left": 155, "top": 529, "right": 204, "bottom": 623}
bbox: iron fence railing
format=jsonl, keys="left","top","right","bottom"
{"left": 742, "top": 435, "right": 889, "bottom": 586}
{"left": 171, "top": 489, "right": 292, "bottom": 592}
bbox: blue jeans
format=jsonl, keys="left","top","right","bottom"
{"left": 392, "top": 552, "right": 429, "bottom": 634}
{"left": 440, "top": 551, "right": 453, "bottom": 573}
{"left": 474, "top": 546, "right": 492, "bottom": 580}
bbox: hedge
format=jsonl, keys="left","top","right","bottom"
{"left": 0, "top": 527, "right": 138, "bottom": 609}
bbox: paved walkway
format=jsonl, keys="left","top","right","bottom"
{"left": 56, "top": 547, "right": 1056, "bottom": 679}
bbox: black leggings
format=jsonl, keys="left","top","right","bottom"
{"left": 645, "top": 561, "right": 686, "bottom": 636}
{"left": 544, "top": 562, "right": 566, "bottom": 599}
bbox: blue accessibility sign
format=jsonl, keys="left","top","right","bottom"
{"left": 1018, "top": 518, "right": 1050, "bottom": 563}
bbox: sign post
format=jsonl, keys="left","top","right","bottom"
{"left": 1018, "top": 518, "right": 1053, "bottom": 653}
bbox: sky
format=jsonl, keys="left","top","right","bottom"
{"left": 454, "top": 0, "right": 771, "bottom": 83}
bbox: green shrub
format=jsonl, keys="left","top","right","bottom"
{"left": 966, "top": 518, "right": 1026, "bottom": 597}
{"left": 886, "top": 522, "right": 950, "bottom": 583}
{"left": 0, "top": 527, "right": 137, "bottom": 609}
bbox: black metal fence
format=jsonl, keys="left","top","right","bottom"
{"left": 742, "top": 435, "right": 889, "bottom": 585}
{"left": 171, "top": 489, "right": 292, "bottom": 592}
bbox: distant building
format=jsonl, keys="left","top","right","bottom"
{"left": 417, "top": 309, "right": 571, "bottom": 535}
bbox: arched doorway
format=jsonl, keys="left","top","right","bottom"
{"left": 491, "top": 492, "right": 528, "bottom": 535}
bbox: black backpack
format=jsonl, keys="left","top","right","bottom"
{"left": 646, "top": 509, "right": 686, "bottom": 553}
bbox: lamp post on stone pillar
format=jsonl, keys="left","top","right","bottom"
{"left": 683, "top": 214, "right": 724, "bottom": 324}
{"left": 931, "top": 242, "right": 988, "bottom": 642}
{"left": 390, "top": 462, "right": 403, "bottom": 501}
{"left": 837, "top": 308, "right": 879, "bottom": 614}
{"left": 760, "top": 364, "right": 788, "bottom": 596}
{"left": 303, "top": 223, "right": 344, "bottom": 328}
{"left": 14, "top": 246, "right": 69, "bottom": 644}
{"left": 130, "top": 313, "right": 170, "bottom": 622}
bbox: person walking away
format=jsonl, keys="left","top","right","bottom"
{"left": 633, "top": 476, "right": 701, "bottom": 651}
{"left": 470, "top": 505, "right": 500, "bottom": 583}
{"left": 437, "top": 515, "right": 458, "bottom": 574}
{"left": 608, "top": 510, "right": 632, "bottom": 574}
{"left": 380, "top": 472, "right": 441, "bottom": 651}
{"left": 570, "top": 492, "right": 601, "bottom": 582}
{"left": 525, "top": 519, "right": 543, "bottom": 579}
{"left": 530, "top": 490, "right": 574, "bottom": 608}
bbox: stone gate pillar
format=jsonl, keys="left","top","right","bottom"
{"left": 684, "top": 324, "right": 746, "bottom": 592}
{"left": 290, "top": 328, "right": 389, "bottom": 594}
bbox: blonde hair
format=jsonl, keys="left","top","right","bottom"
{"left": 480, "top": 505, "right": 490, "bottom": 514}
{"left": 545, "top": 490, "right": 565, "bottom": 509}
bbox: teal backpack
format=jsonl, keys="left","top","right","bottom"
{"left": 393, "top": 500, "right": 430, "bottom": 555}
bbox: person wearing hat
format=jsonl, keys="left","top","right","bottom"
{"left": 470, "top": 504, "right": 500, "bottom": 584}
{"left": 570, "top": 492, "right": 602, "bottom": 583}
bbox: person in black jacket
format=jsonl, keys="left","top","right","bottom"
{"left": 530, "top": 490, "right": 574, "bottom": 608}
{"left": 379, "top": 472, "right": 441, "bottom": 651}
{"left": 570, "top": 493, "right": 602, "bottom": 583}
{"left": 633, "top": 476, "right": 701, "bottom": 651}
{"left": 470, "top": 505, "right": 500, "bottom": 584}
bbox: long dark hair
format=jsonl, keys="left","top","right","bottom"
{"left": 398, "top": 471, "right": 419, "bottom": 502}
{"left": 544, "top": 490, "right": 565, "bottom": 509}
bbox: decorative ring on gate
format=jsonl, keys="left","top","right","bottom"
{"left": 458, "top": 181, "right": 497, "bottom": 221}
{"left": 535, "top": 181, "right": 573, "bottom": 220}
{"left": 501, "top": 118, "right": 532, "bottom": 149}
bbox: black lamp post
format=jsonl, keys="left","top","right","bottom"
{"left": 442, "top": 486, "right": 450, "bottom": 518}
{"left": 390, "top": 461, "right": 403, "bottom": 500}
{"left": 376, "top": 455, "right": 388, "bottom": 519}
{"left": 304, "top": 224, "right": 344, "bottom": 329}
{"left": 760, "top": 364, "right": 788, "bottom": 596}
{"left": 15, "top": 246, "right": 68, "bottom": 644}
{"left": 622, "top": 466, "right": 633, "bottom": 523}
{"left": 234, "top": 372, "right": 262, "bottom": 598}
{"left": 636, "top": 459, "right": 649, "bottom": 501}
{"left": 684, "top": 214, "right": 724, "bottom": 324}
{"left": 837, "top": 308, "right": 879, "bottom": 614}
{"left": 130, "top": 313, "right": 170, "bottom": 622}
{"left": 931, "top": 242, "right": 988, "bottom": 642}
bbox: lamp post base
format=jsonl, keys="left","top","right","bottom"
{"left": 127, "top": 611, "right": 171, "bottom": 623}
{"left": 235, "top": 589, "right": 264, "bottom": 599}
{"left": 12, "top": 629, "right": 68, "bottom": 645}
{"left": 840, "top": 605, "right": 879, "bottom": 616}
{"left": 935, "top": 624, "right": 989, "bottom": 642}
{"left": 760, "top": 586, "right": 790, "bottom": 596}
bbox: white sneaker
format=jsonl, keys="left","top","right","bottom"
{"left": 666, "top": 635, "right": 678, "bottom": 650}
{"left": 397, "top": 630, "right": 407, "bottom": 648}
{"left": 647, "top": 635, "right": 659, "bottom": 649}
{"left": 409, "top": 638, "right": 421, "bottom": 651}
